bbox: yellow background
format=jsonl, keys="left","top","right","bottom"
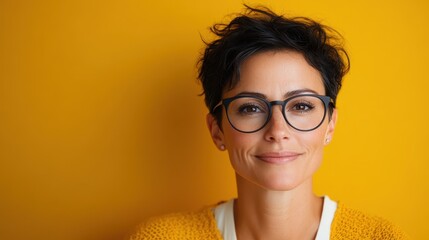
{"left": 1, "top": 0, "right": 428, "bottom": 239}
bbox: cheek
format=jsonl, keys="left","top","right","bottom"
{"left": 294, "top": 129, "right": 327, "bottom": 180}
{"left": 222, "top": 117, "right": 258, "bottom": 148}
{"left": 298, "top": 127, "right": 327, "bottom": 155}
{"left": 222, "top": 126, "right": 263, "bottom": 170}
{"left": 223, "top": 128, "right": 258, "bottom": 152}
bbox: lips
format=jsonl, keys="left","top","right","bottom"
{"left": 254, "top": 151, "right": 303, "bottom": 164}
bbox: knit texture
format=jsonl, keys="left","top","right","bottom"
{"left": 130, "top": 207, "right": 222, "bottom": 240}
{"left": 330, "top": 202, "right": 408, "bottom": 240}
{"left": 130, "top": 202, "right": 408, "bottom": 239}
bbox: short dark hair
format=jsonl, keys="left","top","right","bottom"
{"left": 198, "top": 5, "right": 350, "bottom": 123}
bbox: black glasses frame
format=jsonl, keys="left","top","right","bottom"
{"left": 213, "top": 94, "right": 333, "bottom": 133}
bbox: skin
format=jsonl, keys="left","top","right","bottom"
{"left": 207, "top": 50, "right": 338, "bottom": 240}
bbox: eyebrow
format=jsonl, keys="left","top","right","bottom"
{"left": 235, "top": 88, "right": 320, "bottom": 99}
{"left": 284, "top": 89, "right": 319, "bottom": 98}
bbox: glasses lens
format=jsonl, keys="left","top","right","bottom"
{"left": 227, "top": 97, "right": 269, "bottom": 132}
{"left": 284, "top": 95, "right": 326, "bottom": 131}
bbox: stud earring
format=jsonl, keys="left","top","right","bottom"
{"left": 325, "top": 138, "right": 331, "bottom": 144}
{"left": 219, "top": 145, "right": 225, "bottom": 150}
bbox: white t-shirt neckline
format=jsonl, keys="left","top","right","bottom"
{"left": 213, "top": 195, "right": 337, "bottom": 240}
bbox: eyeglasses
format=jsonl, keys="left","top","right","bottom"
{"left": 213, "top": 94, "right": 333, "bottom": 133}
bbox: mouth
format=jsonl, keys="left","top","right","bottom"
{"left": 254, "top": 151, "right": 303, "bottom": 164}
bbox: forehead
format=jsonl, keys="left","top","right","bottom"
{"left": 224, "top": 50, "right": 325, "bottom": 98}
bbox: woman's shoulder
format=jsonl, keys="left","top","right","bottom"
{"left": 331, "top": 202, "right": 409, "bottom": 239}
{"left": 129, "top": 206, "right": 222, "bottom": 240}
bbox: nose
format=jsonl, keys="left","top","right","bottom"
{"left": 263, "top": 105, "right": 291, "bottom": 142}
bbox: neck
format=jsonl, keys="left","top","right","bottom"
{"left": 234, "top": 175, "right": 323, "bottom": 240}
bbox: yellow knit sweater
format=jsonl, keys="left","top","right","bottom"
{"left": 130, "top": 202, "right": 408, "bottom": 239}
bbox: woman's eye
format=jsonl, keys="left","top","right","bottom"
{"left": 238, "top": 105, "right": 263, "bottom": 114}
{"left": 292, "top": 103, "right": 313, "bottom": 112}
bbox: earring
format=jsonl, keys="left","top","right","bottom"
{"left": 325, "top": 138, "right": 331, "bottom": 144}
{"left": 219, "top": 145, "right": 225, "bottom": 150}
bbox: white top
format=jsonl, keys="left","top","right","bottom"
{"left": 213, "top": 196, "right": 337, "bottom": 240}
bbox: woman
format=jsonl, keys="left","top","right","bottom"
{"left": 131, "top": 5, "right": 407, "bottom": 239}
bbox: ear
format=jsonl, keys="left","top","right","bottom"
{"left": 324, "top": 109, "right": 338, "bottom": 145}
{"left": 206, "top": 113, "right": 226, "bottom": 151}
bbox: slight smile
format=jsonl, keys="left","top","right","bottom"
{"left": 254, "top": 152, "right": 303, "bottom": 164}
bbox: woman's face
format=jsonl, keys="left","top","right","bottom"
{"left": 208, "top": 50, "right": 337, "bottom": 191}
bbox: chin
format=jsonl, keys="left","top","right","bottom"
{"left": 261, "top": 180, "right": 300, "bottom": 192}
{"left": 236, "top": 168, "right": 313, "bottom": 192}
{"left": 251, "top": 174, "right": 303, "bottom": 192}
